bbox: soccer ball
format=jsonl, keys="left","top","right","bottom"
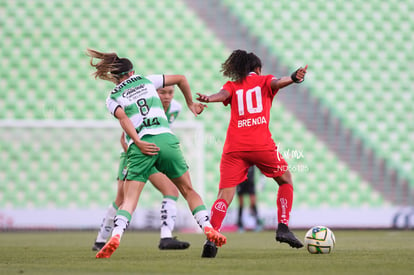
{"left": 304, "top": 226, "right": 336, "bottom": 254}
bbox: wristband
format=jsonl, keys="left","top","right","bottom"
{"left": 291, "top": 69, "right": 304, "bottom": 83}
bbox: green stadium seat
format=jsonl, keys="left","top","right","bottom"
{"left": 2, "top": 0, "right": 409, "bottom": 211}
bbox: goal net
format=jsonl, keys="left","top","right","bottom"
{"left": 0, "top": 120, "right": 204, "bottom": 230}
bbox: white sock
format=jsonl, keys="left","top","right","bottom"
{"left": 193, "top": 205, "right": 212, "bottom": 230}
{"left": 95, "top": 202, "right": 118, "bottom": 243}
{"left": 112, "top": 211, "right": 130, "bottom": 239}
{"left": 160, "top": 197, "right": 177, "bottom": 239}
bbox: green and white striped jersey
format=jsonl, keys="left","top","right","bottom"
{"left": 166, "top": 99, "right": 182, "bottom": 124}
{"left": 106, "top": 74, "right": 173, "bottom": 145}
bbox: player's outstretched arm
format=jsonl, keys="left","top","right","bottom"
{"left": 196, "top": 89, "right": 230, "bottom": 103}
{"left": 271, "top": 65, "right": 308, "bottom": 90}
{"left": 164, "top": 74, "right": 206, "bottom": 116}
{"left": 164, "top": 75, "right": 193, "bottom": 104}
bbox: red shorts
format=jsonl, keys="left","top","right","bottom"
{"left": 219, "top": 150, "right": 288, "bottom": 189}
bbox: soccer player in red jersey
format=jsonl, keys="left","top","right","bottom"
{"left": 197, "top": 49, "right": 307, "bottom": 258}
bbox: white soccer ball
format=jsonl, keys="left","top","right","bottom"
{"left": 304, "top": 226, "right": 336, "bottom": 254}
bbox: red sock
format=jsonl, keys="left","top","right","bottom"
{"left": 277, "top": 184, "right": 293, "bottom": 226}
{"left": 210, "top": 199, "right": 228, "bottom": 231}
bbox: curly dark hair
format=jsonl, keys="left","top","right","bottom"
{"left": 221, "top": 49, "right": 262, "bottom": 82}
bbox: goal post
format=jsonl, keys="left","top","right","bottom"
{"left": 0, "top": 119, "right": 204, "bottom": 230}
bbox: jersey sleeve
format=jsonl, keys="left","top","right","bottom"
{"left": 222, "top": 81, "right": 233, "bottom": 106}
{"left": 146, "top": 74, "right": 165, "bottom": 90}
{"left": 106, "top": 95, "right": 121, "bottom": 116}
{"left": 266, "top": 74, "right": 279, "bottom": 96}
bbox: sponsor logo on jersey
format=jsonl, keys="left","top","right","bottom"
{"left": 121, "top": 84, "right": 146, "bottom": 99}
{"left": 112, "top": 75, "right": 143, "bottom": 93}
{"left": 136, "top": 117, "right": 161, "bottom": 133}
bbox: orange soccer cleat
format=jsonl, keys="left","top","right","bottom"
{"left": 203, "top": 226, "right": 227, "bottom": 247}
{"left": 95, "top": 234, "right": 120, "bottom": 259}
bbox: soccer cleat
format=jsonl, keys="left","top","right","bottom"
{"left": 203, "top": 226, "right": 227, "bottom": 247}
{"left": 158, "top": 237, "right": 190, "bottom": 250}
{"left": 201, "top": 239, "right": 218, "bottom": 258}
{"left": 95, "top": 234, "right": 120, "bottom": 258}
{"left": 92, "top": 242, "right": 106, "bottom": 251}
{"left": 275, "top": 223, "right": 303, "bottom": 249}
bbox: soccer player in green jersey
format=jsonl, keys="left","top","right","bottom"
{"left": 92, "top": 86, "right": 191, "bottom": 251}
{"left": 86, "top": 48, "right": 226, "bottom": 259}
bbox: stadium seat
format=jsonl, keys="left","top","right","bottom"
{"left": 2, "top": 0, "right": 409, "bottom": 211}
{"left": 222, "top": 0, "right": 413, "bottom": 193}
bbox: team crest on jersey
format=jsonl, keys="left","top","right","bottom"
{"left": 169, "top": 114, "right": 176, "bottom": 123}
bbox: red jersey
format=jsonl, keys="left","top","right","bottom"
{"left": 222, "top": 73, "right": 279, "bottom": 153}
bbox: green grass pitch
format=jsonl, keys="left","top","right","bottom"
{"left": 0, "top": 230, "right": 413, "bottom": 274}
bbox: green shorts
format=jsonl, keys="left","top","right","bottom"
{"left": 117, "top": 152, "right": 128, "bottom": 180}
{"left": 126, "top": 133, "right": 188, "bottom": 182}
{"left": 117, "top": 151, "right": 161, "bottom": 181}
